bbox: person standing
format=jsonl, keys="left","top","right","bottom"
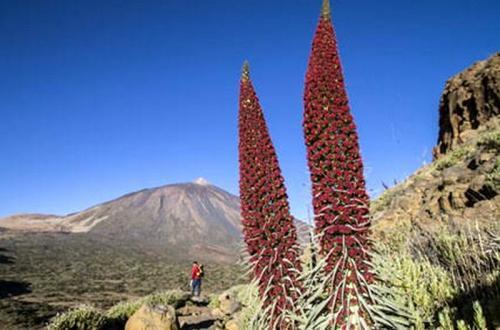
{"left": 190, "top": 261, "right": 202, "bottom": 297}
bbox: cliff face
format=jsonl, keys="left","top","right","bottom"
{"left": 434, "top": 53, "right": 500, "bottom": 158}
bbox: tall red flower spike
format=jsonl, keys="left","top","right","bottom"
{"left": 238, "top": 61, "right": 301, "bottom": 328}
{"left": 303, "top": 0, "right": 373, "bottom": 326}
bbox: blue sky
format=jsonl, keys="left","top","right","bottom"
{"left": 0, "top": 0, "right": 499, "bottom": 219}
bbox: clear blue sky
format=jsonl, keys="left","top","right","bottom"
{"left": 0, "top": 0, "right": 499, "bottom": 219}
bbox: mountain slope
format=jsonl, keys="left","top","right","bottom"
{"left": 0, "top": 179, "right": 309, "bottom": 262}
{"left": 0, "top": 179, "right": 242, "bottom": 262}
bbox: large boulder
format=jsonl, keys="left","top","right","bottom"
{"left": 218, "top": 291, "right": 241, "bottom": 316}
{"left": 125, "top": 303, "right": 179, "bottom": 330}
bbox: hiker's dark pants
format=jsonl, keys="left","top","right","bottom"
{"left": 192, "top": 279, "right": 201, "bottom": 296}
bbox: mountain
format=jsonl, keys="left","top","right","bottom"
{"left": 0, "top": 179, "right": 242, "bottom": 261}
{"left": 0, "top": 178, "right": 308, "bottom": 263}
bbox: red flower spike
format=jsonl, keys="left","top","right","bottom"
{"left": 303, "top": 0, "right": 373, "bottom": 324}
{"left": 238, "top": 61, "right": 302, "bottom": 328}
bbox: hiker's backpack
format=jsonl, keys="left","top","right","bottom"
{"left": 199, "top": 265, "right": 205, "bottom": 278}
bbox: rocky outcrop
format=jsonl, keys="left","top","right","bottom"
{"left": 434, "top": 53, "right": 499, "bottom": 158}
{"left": 126, "top": 304, "right": 179, "bottom": 330}
{"left": 123, "top": 292, "right": 244, "bottom": 330}
{"left": 373, "top": 123, "right": 499, "bottom": 239}
{"left": 374, "top": 53, "right": 500, "bottom": 241}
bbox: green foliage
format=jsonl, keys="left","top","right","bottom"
{"left": 207, "top": 294, "right": 221, "bottom": 309}
{"left": 434, "top": 301, "right": 488, "bottom": 330}
{"left": 434, "top": 145, "right": 474, "bottom": 170}
{"left": 473, "top": 301, "right": 487, "bottom": 330}
{"left": 412, "top": 223, "right": 500, "bottom": 296}
{"left": 143, "top": 290, "right": 188, "bottom": 308}
{"left": 438, "top": 307, "right": 455, "bottom": 330}
{"left": 371, "top": 188, "right": 398, "bottom": 213}
{"left": 377, "top": 219, "right": 499, "bottom": 329}
{"left": 485, "top": 156, "right": 500, "bottom": 191}
{"left": 47, "top": 305, "right": 107, "bottom": 330}
{"left": 105, "top": 300, "right": 142, "bottom": 325}
{"left": 373, "top": 251, "right": 455, "bottom": 325}
{"left": 456, "top": 319, "right": 471, "bottom": 330}
{"left": 477, "top": 129, "right": 500, "bottom": 151}
{"left": 234, "top": 283, "right": 265, "bottom": 330}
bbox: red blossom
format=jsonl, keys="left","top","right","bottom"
{"left": 302, "top": 0, "right": 373, "bottom": 324}
{"left": 238, "top": 61, "right": 301, "bottom": 328}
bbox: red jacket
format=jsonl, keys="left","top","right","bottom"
{"left": 191, "top": 264, "right": 201, "bottom": 280}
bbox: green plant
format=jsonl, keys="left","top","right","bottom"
{"left": 143, "top": 290, "right": 189, "bottom": 308}
{"left": 434, "top": 145, "right": 474, "bottom": 170}
{"left": 47, "top": 305, "right": 107, "bottom": 330}
{"left": 438, "top": 307, "right": 455, "bottom": 330}
{"left": 207, "top": 294, "right": 221, "bottom": 309}
{"left": 473, "top": 301, "right": 487, "bottom": 330}
{"left": 105, "top": 300, "right": 143, "bottom": 325}
{"left": 235, "top": 283, "right": 266, "bottom": 330}
{"left": 373, "top": 250, "right": 456, "bottom": 324}
{"left": 477, "top": 129, "right": 500, "bottom": 150}
{"left": 411, "top": 222, "right": 500, "bottom": 297}
{"left": 371, "top": 188, "right": 398, "bottom": 213}
{"left": 485, "top": 156, "right": 500, "bottom": 191}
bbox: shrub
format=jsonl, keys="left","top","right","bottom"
{"left": 434, "top": 145, "right": 474, "bottom": 170}
{"left": 142, "top": 289, "right": 189, "bottom": 308}
{"left": 105, "top": 300, "right": 143, "bottom": 326}
{"left": 477, "top": 129, "right": 500, "bottom": 151}
{"left": 485, "top": 157, "right": 500, "bottom": 191}
{"left": 47, "top": 305, "right": 107, "bottom": 330}
{"left": 410, "top": 222, "right": 500, "bottom": 297}
{"left": 373, "top": 251, "right": 456, "bottom": 324}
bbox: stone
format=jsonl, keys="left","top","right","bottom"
{"left": 218, "top": 291, "right": 241, "bottom": 316}
{"left": 125, "top": 303, "right": 179, "bottom": 330}
{"left": 178, "top": 314, "right": 216, "bottom": 329}
{"left": 225, "top": 319, "right": 240, "bottom": 330}
{"left": 210, "top": 308, "right": 226, "bottom": 319}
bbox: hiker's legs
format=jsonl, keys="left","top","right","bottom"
{"left": 192, "top": 279, "right": 201, "bottom": 297}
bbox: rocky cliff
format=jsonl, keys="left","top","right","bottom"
{"left": 374, "top": 53, "right": 499, "bottom": 239}
{"left": 434, "top": 53, "right": 499, "bottom": 157}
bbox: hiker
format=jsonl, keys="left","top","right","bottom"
{"left": 190, "top": 261, "right": 203, "bottom": 297}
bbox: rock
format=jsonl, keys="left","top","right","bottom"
{"left": 189, "top": 295, "right": 209, "bottom": 305}
{"left": 225, "top": 319, "right": 240, "bottom": 330}
{"left": 178, "top": 314, "right": 216, "bottom": 329}
{"left": 210, "top": 308, "right": 226, "bottom": 319}
{"left": 434, "top": 53, "right": 499, "bottom": 157}
{"left": 218, "top": 291, "right": 241, "bottom": 316}
{"left": 176, "top": 305, "right": 212, "bottom": 316}
{"left": 125, "top": 303, "right": 179, "bottom": 330}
